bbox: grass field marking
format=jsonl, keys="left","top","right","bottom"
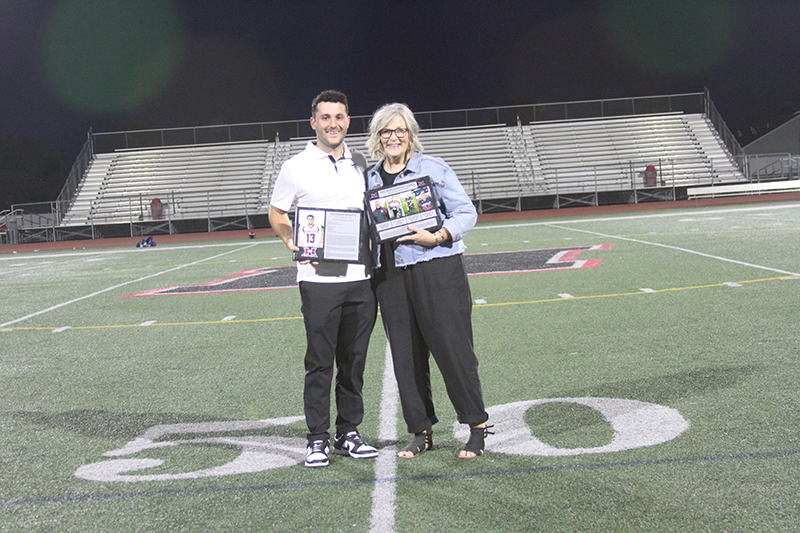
{"left": 0, "top": 244, "right": 261, "bottom": 329}
{"left": 7, "top": 447, "right": 800, "bottom": 508}
{"left": 141, "top": 317, "right": 304, "bottom": 327}
{"left": 75, "top": 416, "right": 308, "bottom": 482}
{"left": 545, "top": 224, "right": 800, "bottom": 278}
{"left": 474, "top": 275, "right": 795, "bottom": 309}
{"left": 0, "top": 264, "right": 271, "bottom": 286}
{"left": 474, "top": 290, "right": 655, "bottom": 308}
{"left": 7, "top": 273, "right": 795, "bottom": 332}
{"left": 4, "top": 315, "right": 305, "bottom": 331}
{"left": 0, "top": 239, "right": 286, "bottom": 262}
{"left": 622, "top": 226, "right": 800, "bottom": 240}
{"left": 471, "top": 203, "right": 800, "bottom": 233}
{"left": 6, "top": 277, "right": 794, "bottom": 331}
{"left": 1, "top": 259, "right": 288, "bottom": 288}
{"left": 454, "top": 398, "right": 690, "bottom": 456}
{"left": 370, "top": 344, "right": 399, "bottom": 533}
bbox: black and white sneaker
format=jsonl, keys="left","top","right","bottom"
{"left": 333, "top": 431, "right": 378, "bottom": 459}
{"left": 305, "top": 439, "right": 330, "bottom": 468}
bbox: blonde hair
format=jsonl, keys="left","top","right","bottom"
{"left": 365, "top": 103, "right": 424, "bottom": 160}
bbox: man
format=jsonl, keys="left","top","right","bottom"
{"left": 298, "top": 214, "right": 323, "bottom": 248}
{"left": 372, "top": 200, "right": 389, "bottom": 223}
{"left": 269, "top": 90, "right": 378, "bottom": 468}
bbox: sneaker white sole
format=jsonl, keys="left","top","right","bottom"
{"left": 333, "top": 447, "right": 378, "bottom": 459}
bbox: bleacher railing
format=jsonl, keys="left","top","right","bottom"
{"left": 54, "top": 131, "right": 93, "bottom": 226}
{"left": 5, "top": 90, "right": 748, "bottom": 244}
{"left": 0, "top": 206, "right": 58, "bottom": 244}
{"left": 745, "top": 153, "right": 800, "bottom": 182}
{"left": 85, "top": 190, "right": 258, "bottom": 226}
{"left": 703, "top": 87, "right": 745, "bottom": 172}
{"left": 89, "top": 91, "right": 724, "bottom": 153}
{"left": 0, "top": 209, "right": 9, "bottom": 245}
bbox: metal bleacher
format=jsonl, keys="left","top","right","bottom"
{"left": 62, "top": 141, "right": 273, "bottom": 233}
{"left": 258, "top": 126, "right": 528, "bottom": 213}
{"left": 60, "top": 111, "right": 744, "bottom": 229}
{"left": 522, "top": 112, "right": 744, "bottom": 207}
{"left": 417, "top": 125, "right": 527, "bottom": 210}
{"left": 2, "top": 91, "right": 750, "bottom": 243}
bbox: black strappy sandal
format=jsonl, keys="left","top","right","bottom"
{"left": 459, "top": 424, "right": 494, "bottom": 458}
{"left": 397, "top": 429, "right": 433, "bottom": 458}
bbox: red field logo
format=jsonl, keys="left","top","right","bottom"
{"left": 120, "top": 245, "right": 614, "bottom": 298}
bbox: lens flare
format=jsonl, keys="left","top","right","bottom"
{"left": 600, "top": 0, "right": 738, "bottom": 77}
{"left": 42, "top": 0, "right": 185, "bottom": 113}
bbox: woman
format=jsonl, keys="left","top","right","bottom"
{"left": 365, "top": 103, "right": 491, "bottom": 458}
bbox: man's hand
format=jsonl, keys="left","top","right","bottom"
{"left": 268, "top": 205, "right": 300, "bottom": 253}
{"left": 269, "top": 205, "right": 321, "bottom": 264}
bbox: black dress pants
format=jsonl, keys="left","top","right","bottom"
{"left": 373, "top": 253, "right": 488, "bottom": 434}
{"left": 299, "top": 279, "right": 376, "bottom": 442}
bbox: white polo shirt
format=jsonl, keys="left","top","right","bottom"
{"left": 270, "top": 141, "right": 369, "bottom": 283}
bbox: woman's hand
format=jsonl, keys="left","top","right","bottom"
{"left": 397, "top": 225, "right": 450, "bottom": 247}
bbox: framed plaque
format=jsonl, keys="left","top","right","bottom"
{"left": 292, "top": 206, "right": 363, "bottom": 263}
{"left": 365, "top": 176, "right": 442, "bottom": 243}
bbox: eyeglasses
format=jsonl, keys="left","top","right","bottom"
{"left": 379, "top": 128, "right": 408, "bottom": 139}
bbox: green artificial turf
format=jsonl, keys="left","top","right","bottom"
{"left": 1, "top": 202, "right": 799, "bottom": 532}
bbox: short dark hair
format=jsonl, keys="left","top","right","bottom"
{"left": 311, "top": 90, "right": 349, "bottom": 117}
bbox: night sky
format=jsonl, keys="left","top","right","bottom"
{"left": 2, "top": 0, "right": 799, "bottom": 209}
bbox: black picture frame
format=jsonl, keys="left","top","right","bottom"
{"left": 292, "top": 206, "right": 363, "bottom": 263}
{"left": 365, "top": 176, "right": 442, "bottom": 243}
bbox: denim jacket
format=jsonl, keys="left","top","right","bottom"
{"left": 366, "top": 151, "right": 477, "bottom": 268}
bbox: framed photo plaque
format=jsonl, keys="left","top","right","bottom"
{"left": 292, "top": 206, "right": 363, "bottom": 263}
{"left": 365, "top": 176, "right": 442, "bottom": 243}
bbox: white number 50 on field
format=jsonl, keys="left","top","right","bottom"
{"left": 76, "top": 399, "right": 689, "bottom": 482}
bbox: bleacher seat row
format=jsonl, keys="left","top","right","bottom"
{"left": 62, "top": 112, "right": 745, "bottom": 226}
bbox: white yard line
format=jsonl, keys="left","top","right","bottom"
{"left": 370, "top": 344, "right": 399, "bottom": 533}
{"left": 0, "top": 244, "right": 259, "bottom": 328}
{"left": 545, "top": 224, "right": 800, "bottom": 278}
{"left": 0, "top": 240, "right": 284, "bottom": 262}
{"left": 471, "top": 203, "right": 800, "bottom": 232}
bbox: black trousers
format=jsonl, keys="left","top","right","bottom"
{"left": 299, "top": 279, "right": 376, "bottom": 442}
{"left": 373, "top": 253, "right": 488, "bottom": 434}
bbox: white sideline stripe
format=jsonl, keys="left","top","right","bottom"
{"left": 0, "top": 239, "right": 285, "bottom": 262}
{"left": 370, "top": 344, "right": 399, "bottom": 533}
{"left": 221, "top": 316, "right": 236, "bottom": 321}
{"left": 545, "top": 225, "right": 800, "bottom": 278}
{"left": 724, "top": 282, "right": 743, "bottom": 287}
{"left": 641, "top": 288, "right": 657, "bottom": 293}
{"left": 559, "top": 293, "right": 575, "bottom": 299}
{"left": 52, "top": 327, "right": 71, "bottom": 333}
{"left": 472, "top": 203, "right": 800, "bottom": 232}
{"left": 0, "top": 244, "right": 260, "bottom": 329}
{"left": 139, "top": 320, "right": 156, "bottom": 326}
